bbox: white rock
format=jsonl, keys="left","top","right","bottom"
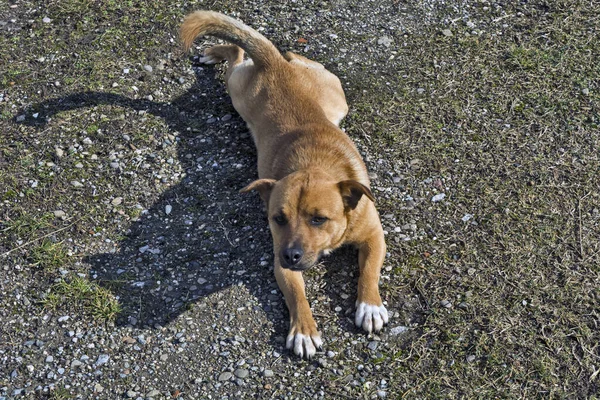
{"left": 431, "top": 193, "right": 446, "bottom": 202}
{"left": 165, "top": 205, "right": 172, "bottom": 215}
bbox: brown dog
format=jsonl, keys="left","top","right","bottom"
{"left": 181, "top": 11, "right": 388, "bottom": 358}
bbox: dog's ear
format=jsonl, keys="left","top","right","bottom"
{"left": 240, "top": 179, "right": 277, "bottom": 202}
{"left": 338, "top": 180, "right": 375, "bottom": 210}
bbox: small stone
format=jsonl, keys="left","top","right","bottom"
{"left": 53, "top": 210, "right": 66, "bottom": 218}
{"left": 466, "top": 21, "right": 476, "bottom": 28}
{"left": 367, "top": 341, "right": 379, "bottom": 351}
{"left": 466, "top": 355, "right": 476, "bottom": 363}
{"left": 417, "top": 88, "right": 425, "bottom": 94}
{"left": 377, "top": 390, "right": 387, "bottom": 398}
{"left": 123, "top": 336, "right": 136, "bottom": 344}
{"left": 197, "top": 277, "right": 207, "bottom": 284}
{"left": 75, "top": 163, "right": 83, "bottom": 168}
{"left": 461, "top": 214, "right": 473, "bottom": 222}
{"left": 160, "top": 354, "right": 168, "bottom": 361}
{"left": 94, "top": 383, "right": 104, "bottom": 393}
{"left": 95, "top": 354, "right": 109, "bottom": 367}
{"left": 144, "top": 65, "right": 153, "bottom": 72}
{"left": 82, "top": 137, "right": 93, "bottom": 145}
{"left": 146, "top": 389, "right": 160, "bottom": 397}
{"left": 165, "top": 205, "right": 172, "bottom": 215}
{"left": 467, "top": 268, "right": 476, "bottom": 276}
{"left": 390, "top": 326, "right": 409, "bottom": 335}
{"left": 582, "top": 88, "right": 590, "bottom": 95}
{"left": 42, "top": 17, "right": 51, "bottom": 23}
{"left": 55, "top": 147, "right": 64, "bottom": 158}
{"left": 10, "top": 369, "right": 18, "bottom": 379}
{"left": 441, "top": 300, "right": 452, "bottom": 308}
{"left": 326, "top": 351, "right": 336, "bottom": 358}
{"left": 317, "top": 358, "right": 328, "bottom": 368}
{"left": 71, "top": 360, "right": 83, "bottom": 368}
{"left": 16, "top": 115, "right": 26, "bottom": 122}
{"left": 123, "top": 68, "right": 130, "bottom": 74}
{"left": 263, "top": 369, "right": 274, "bottom": 377}
{"left": 126, "top": 390, "right": 137, "bottom": 398}
{"left": 110, "top": 162, "right": 119, "bottom": 169}
{"left": 431, "top": 193, "right": 446, "bottom": 202}
{"left": 234, "top": 368, "right": 249, "bottom": 379}
{"left": 377, "top": 36, "right": 393, "bottom": 47}
{"left": 218, "top": 371, "right": 233, "bottom": 381}
{"left": 442, "top": 29, "right": 453, "bottom": 37}
{"left": 45, "top": 356, "right": 54, "bottom": 363}
{"left": 58, "top": 315, "right": 69, "bottom": 322}
{"left": 111, "top": 197, "right": 123, "bottom": 206}
{"left": 71, "top": 180, "right": 83, "bottom": 188}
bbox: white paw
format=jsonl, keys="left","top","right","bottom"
{"left": 355, "top": 302, "right": 389, "bottom": 333}
{"left": 198, "top": 55, "right": 219, "bottom": 64}
{"left": 286, "top": 332, "right": 323, "bottom": 359}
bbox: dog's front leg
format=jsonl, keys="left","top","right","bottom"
{"left": 274, "top": 259, "right": 322, "bottom": 359}
{"left": 355, "top": 230, "right": 389, "bottom": 333}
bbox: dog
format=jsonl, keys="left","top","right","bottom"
{"left": 180, "top": 11, "right": 388, "bottom": 358}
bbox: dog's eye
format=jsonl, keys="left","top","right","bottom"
{"left": 273, "top": 215, "right": 287, "bottom": 226}
{"left": 310, "top": 216, "right": 328, "bottom": 226}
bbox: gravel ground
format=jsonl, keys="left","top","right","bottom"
{"left": 1, "top": 0, "right": 599, "bottom": 399}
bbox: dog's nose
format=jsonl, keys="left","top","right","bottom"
{"left": 282, "top": 246, "right": 304, "bottom": 267}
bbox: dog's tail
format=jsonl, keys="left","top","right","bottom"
{"left": 180, "top": 11, "right": 283, "bottom": 68}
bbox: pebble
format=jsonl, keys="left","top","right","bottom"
{"left": 442, "top": 29, "right": 453, "bottom": 37}
{"left": 16, "top": 115, "right": 25, "bottom": 122}
{"left": 71, "top": 360, "right": 82, "bottom": 368}
{"left": 53, "top": 210, "right": 66, "bottom": 218}
{"left": 75, "top": 162, "right": 83, "bottom": 168}
{"left": 82, "top": 137, "right": 93, "bottom": 145}
{"left": 45, "top": 356, "right": 54, "bottom": 363}
{"left": 326, "top": 351, "right": 336, "bottom": 358}
{"left": 58, "top": 315, "right": 69, "bottom": 322}
{"left": 367, "top": 341, "right": 379, "bottom": 351}
{"left": 126, "top": 390, "right": 137, "bottom": 398}
{"left": 146, "top": 389, "right": 160, "bottom": 397}
{"left": 466, "top": 355, "right": 476, "bottom": 363}
{"left": 111, "top": 197, "right": 123, "bottom": 206}
{"left": 431, "top": 193, "right": 446, "bottom": 202}
{"left": 218, "top": 371, "right": 233, "bottom": 381}
{"left": 110, "top": 162, "right": 120, "bottom": 169}
{"left": 441, "top": 300, "right": 452, "bottom": 308}
{"left": 234, "top": 368, "right": 249, "bottom": 378}
{"left": 95, "top": 354, "right": 110, "bottom": 367}
{"left": 165, "top": 204, "right": 172, "bottom": 215}
{"left": 55, "top": 147, "right": 64, "bottom": 158}
{"left": 389, "top": 326, "right": 409, "bottom": 335}
{"left": 42, "top": 17, "right": 51, "bottom": 23}
{"left": 221, "top": 114, "right": 232, "bottom": 121}
{"left": 462, "top": 213, "right": 473, "bottom": 222}
{"left": 377, "top": 390, "right": 387, "bottom": 398}
{"left": 144, "top": 65, "right": 153, "bottom": 72}
{"left": 71, "top": 180, "right": 83, "bottom": 188}
{"left": 94, "top": 384, "right": 104, "bottom": 393}
{"left": 263, "top": 369, "right": 274, "bottom": 377}
{"left": 377, "top": 36, "right": 393, "bottom": 47}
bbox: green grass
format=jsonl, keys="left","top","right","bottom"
{"left": 43, "top": 277, "right": 121, "bottom": 322}
{"left": 30, "top": 239, "right": 68, "bottom": 270}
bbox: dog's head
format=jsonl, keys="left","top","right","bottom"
{"left": 241, "top": 169, "right": 374, "bottom": 271}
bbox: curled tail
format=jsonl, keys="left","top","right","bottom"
{"left": 180, "top": 11, "right": 283, "bottom": 67}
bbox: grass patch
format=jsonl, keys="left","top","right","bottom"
{"left": 43, "top": 277, "right": 121, "bottom": 322}
{"left": 30, "top": 239, "right": 68, "bottom": 270}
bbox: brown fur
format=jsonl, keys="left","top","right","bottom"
{"left": 180, "top": 11, "right": 388, "bottom": 358}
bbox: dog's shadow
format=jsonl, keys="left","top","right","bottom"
{"left": 18, "top": 60, "right": 363, "bottom": 355}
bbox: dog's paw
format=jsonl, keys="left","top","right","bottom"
{"left": 286, "top": 327, "right": 322, "bottom": 359}
{"left": 355, "top": 302, "right": 389, "bottom": 333}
